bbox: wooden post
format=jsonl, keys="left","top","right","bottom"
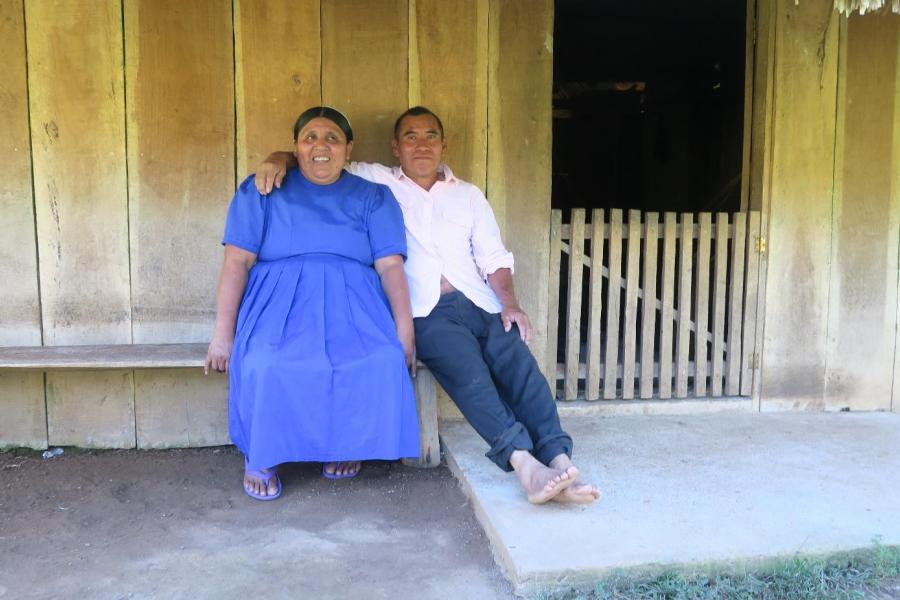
{"left": 603, "top": 209, "right": 624, "bottom": 399}
{"left": 695, "top": 213, "right": 713, "bottom": 397}
{"left": 564, "top": 209, "right": 585, "bottom": 400}
{"left": 675, "top": 213, "right": 694, "bottom": 398}
{"left": 658, "top": 213, "right": 677, "bottom": 399}
{"left": 711, "top": 213, "right": 730, "bottom": 396}
{"left": 639, "top": 213, "right": 659, "bottom": 399}
{"left": 585, "top": 209, "right": 605, "bottom": 400}
{"left": 621, "top": 210, "right": 641, "bottom": 399}
{"left": 545, "top": 210, "right": 562, "bottom": 389}
{"left": 402, "top": 368, "right": 441, "bottom": 468}
{"left": 726, "top": 213, "right": 747, "bottom": 396}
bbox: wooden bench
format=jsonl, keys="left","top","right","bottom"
{"left": 0, "top": 343, "right": 440, "bottom": 468}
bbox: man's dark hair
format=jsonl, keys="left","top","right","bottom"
{"left": 393, "top": 106, "right": 445, "bottom": 140}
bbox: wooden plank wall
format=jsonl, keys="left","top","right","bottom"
{"left": 0, "top": 0, "right": 45, "bottom": 448}
{"left": 0, "top": 0, "right": 555, "bottom": 446}
{"left": 758, "top": 0, "right": 839, "bottom": 409}
{"left": 824, "top": 14, "right": 899, "bottom": 411}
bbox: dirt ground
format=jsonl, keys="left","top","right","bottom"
{"left": 0, "top": 447, "right": 516, "bottom": 600}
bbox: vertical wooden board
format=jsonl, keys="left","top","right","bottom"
{"left": 487, "top": 0, "right": 553, "bottom": 372}
{"left": 235, "top": 0, "right": 321, "bottom": 178}
{"left": 825, "top": 14, "right": 899, "bottom": 411}
{"left": 26, "top": 0, "right": 130, "bottom": 345}
{"left": 603, "top": 209, "right": 623, "bottom": 399}
{"left": 621, "top": 210, "right": 641, "bottom": 399}
{"left": 639, "top": 213, "right": 659, "bottom": 398}
{"left": 0, "top": 0, "right": 41, "bottom": 346}
{"left": 726, "top": 213, "right": 747, "bottom": 395}
{"left": 585, "top": 210, "right": 604, "bottom": 400}
{"left": 695, "top": 213, "right": 712, "bottom": 397}
{"left": 0, "top": 371, "right": 46, "bottom": 449}
{"left": 675, "top": 213, "right": 693, "bottom": 398}
{"left": 658, "top": 213, "right": 677, "bottom": 399}
{"left": 126, "top": 0, "right": 234, "bottom": 344}
{"left": 135, "top": 370, "right": 228, "bottom": 448}
{"left": 564, "top": 209, "right": 585, "bottom": 400}
{"left": 412, "top": 0, "right": 488, "bottom": 189}
{"left": 894, "top": 21, "right": 900, "bottom": 415}
{"left": 47, "top": 371, "right": 135, "bottom": 448}
{"left": 711, "top": 213, "right": 729, "bottom": 396}
{"left": 760, "top": 0, "right": 838, "bottom": 408}
{"left": 323, "top": 0, "right": 407, "bottom": 167}
{"left": 741, "top": 211, "right": 761, "bottom": 396}
{"left": 545, "top": 210, "right": 562, "bottom": 387}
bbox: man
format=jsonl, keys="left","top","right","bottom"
{"left": 256, "top": 107, "right": 599, "bottom": 505}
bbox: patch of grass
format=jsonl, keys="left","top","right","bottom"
{"left": 536, "top": 543, "right": 900, "bottom": 600}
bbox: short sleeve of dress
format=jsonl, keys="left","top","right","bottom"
{"left": 223, "top": 175, "right": 266, "bottom": 255}
{"left": 367, "top": 184, "right": 407, "bottom": 261}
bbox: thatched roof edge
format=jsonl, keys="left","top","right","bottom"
{"left": 831, "top": 0, "right": 900, "bottom": 16}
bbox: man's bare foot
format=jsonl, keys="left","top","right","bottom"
{"left": 549, "top": 453, "right": 601, "bottom": 505}
{"left": 509, "top": 450, "right": 577, "bottom": 504}
{"left": 323, "top": 461, "right": 361, "bottom": 479}
{"left": 244, "top": 467, "right": 280, "bottom": 498}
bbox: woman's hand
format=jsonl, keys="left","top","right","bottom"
{"left": 398, "top": 324, "right": 416, "bottom": 378}
{"left": 205, "top": 334, "right": 233, "bottom": 374}
{"left": 255, "top": 151, "right": 296, "bottom": 195}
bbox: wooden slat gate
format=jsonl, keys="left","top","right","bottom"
{"left": 545, "top": 209, "right": 762, "bottom": 401}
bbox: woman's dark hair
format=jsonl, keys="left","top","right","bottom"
{"left": 392, "top": 106, "right": 444, "bottom": 140}
{"left": 293, "top": 106, "right": 353, "bottom": 142}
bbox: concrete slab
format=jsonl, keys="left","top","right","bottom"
{"left": 440, "top": 412, "right": 900, "bottom": 595}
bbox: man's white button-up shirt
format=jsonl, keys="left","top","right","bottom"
{"left": 348, "top": 162, "right": 514, "bottom": 318}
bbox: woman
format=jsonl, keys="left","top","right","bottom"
{"left": 206, "top": 106, "right": 419, "bottom": 500}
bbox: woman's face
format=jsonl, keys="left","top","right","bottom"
{"left": 294, "top": 117, "right": 353, "bottom": 185}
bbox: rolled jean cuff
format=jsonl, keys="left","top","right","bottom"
{"left": 533, "top": 432, "right": 573, "bottom": 467}
{"left": 485, "top": 421, "right": 533, "bottom": 472}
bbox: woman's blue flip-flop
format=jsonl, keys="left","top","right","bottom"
{"left": 322, "top": 462, "right": 361, "bottom": 480}
{"left": 243, "top": 457, "right": 282, "bottom": 501}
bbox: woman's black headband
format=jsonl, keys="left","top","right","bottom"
{"left": 293, "top": 106, "right": 354, "bottom": 142}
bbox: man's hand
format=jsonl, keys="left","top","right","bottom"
{"left": 255, "top": 151, "right": 294, "bottom": 194}
{"left": 501, "top": 305, "right": 533, "bottom": 343}
{"left": 204, "top": 335, "right": 233, "bottom": 374}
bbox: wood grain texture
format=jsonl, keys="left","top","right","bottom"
{"left": 323, "top": 0, "right": 407, "bottom": 166}
{"left": 125, "top": 0, "right": 234, "bottom": 343}
{"left": 825, "top": 14, "right": 899, "bottom": 411}
{"left": 46, "top": 371, "right": 135, "bottom": 448}
{"left": 564, "top": 209, "right": 585, "bottom": 400}
{"left": 694, "top": 213, "right": 712, "bottom": 397}
{"left": 675, "top": 213, "right": 693, "bottom": 398}
{"left": 412, "top": 0, "right": 488, "bottom": 188}
{"left": 639, "top": 213, "right": 659, "bottom": 398}
{"left": 0, "top": 0, "right": 40, "bottom": 346}
{"left": 135, "top": 370, "right": 228, "bottom": 448}
{"left": 0, "top": 371, "right": 46, "bottom": 449}
{"left": 741, "top": 211, "right": 761, "bottom": 396}
{"left": 545, "top": 210, "right": 562, "bottom": 387}
{"left": 0, "top": 343, "right": 207, "bottom": 369}
{"left": 235, "top": 0, "right": 321, "bottom": 177}
{"left": 760, "top": 0, "right": 838, "bottom": 408}
{"left": 658, "top": 213, "right": 677, "bottom": 399}
{"left": 603, "top": 210, "right": 623, "bottom": 398}
{"left": 726, "top": 213, "right": 746, "bottom": 396}
{"left": 621, "top": 210, "right": 641, "bottom": 399}
{"left": 487, "top": 0, "right": 553, "bottom": 373}
{"left": 585, "top": 210, "right": 605, "bottom": 400}
{"left": 711, "top": 213, "right": 729, "bottom": 396}
{"left": 26, "top": 0, "right": 130, "bottom": 345}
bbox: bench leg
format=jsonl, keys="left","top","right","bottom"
{"left": 402, "top": 369, "right": 440, "bottom": 468}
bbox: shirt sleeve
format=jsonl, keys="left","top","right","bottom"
{"left": 222, "top": 174, "right": 266, "bottom": 255}
{"left": 367, "top": 184, "right": 407, "bottom": 261}
{"left": 470, "top": 187, "right": 514, "bottom": 278}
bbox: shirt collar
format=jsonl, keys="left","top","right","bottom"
{"left": 391, "top": 164, "right": 459, "bottom": 185}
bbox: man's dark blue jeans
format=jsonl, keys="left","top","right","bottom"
{"left": 414, "top": 291, "right": 572, "bottom": 472}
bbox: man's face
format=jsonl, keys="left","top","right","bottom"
{"left": 391, "top": 114, "right": 447, "bottom": 181}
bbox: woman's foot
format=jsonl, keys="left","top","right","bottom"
{"left": 322, "top": 461, "right": 362, "bottom": 479}
{"left": 243, "top": 459, "right": 281, "bottom": 501}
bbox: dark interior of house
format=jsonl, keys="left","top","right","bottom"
{"left": 553, "top": 0, "right": 747, "bottom": 215}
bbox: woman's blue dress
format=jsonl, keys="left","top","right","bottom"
{"left": 223, "top": 168, "right": 419, "bottom": 470}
